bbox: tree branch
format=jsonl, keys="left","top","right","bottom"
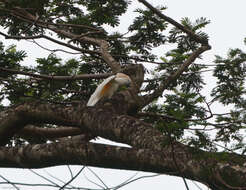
{"left": 138, "top": 0, "right": 209, "bottom": 45}
{"left": 0, "top": 67, "right": 111, "bottom": 81}
{"left": 0, "top": 100, "right": 184, "bottom": 151}
{"left": 7, "top": 8, "right": 121, "bottom": 72}
{"left": 141, "top": 45, "right": 211, "bottom": 107}
{"left": 0, "top": 31, "right": 99, "bottom": 55}
{"left": 135, "top": 1, "right": 211, "bottom": 107}
{"left": 0, "top": 99, "right": 246, "bottom": 189}
{"left": 0, "top": 102, "right": 82, "bottom": 146}
{"left": 0, "top": 136, "right": 246, "bottom": 190}
{"left": 18, "top": 125, "right": 83, "bottom": 141}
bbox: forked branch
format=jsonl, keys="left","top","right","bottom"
{"left": 8, "top": 7, "right": 121, "bottom": 72}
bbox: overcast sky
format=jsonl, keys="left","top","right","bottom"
{"left": 1, "top": 0, "right": 246, "bottom": 190}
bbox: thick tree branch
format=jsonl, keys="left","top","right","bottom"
{"left": 0, "top": 109, "right": 29, "bottom": 145}
{"left": 0, "top": 102, "right": 82, "bottom": 146}
{"left": 0, "top": 99, "right": 246, "bottom": 189}
{"left": 0, "top": 137, "right": 246, "bottom": 190}
{"left": 0, "top": 100, "right": 185, "bottom": 151}
{"left": 18, "top": 125, "right": 83, "bottom": 141}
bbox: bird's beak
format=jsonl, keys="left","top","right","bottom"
{"left": 126, "top": 79, "right": 132, "bottom": 88}
{"left": 126, "top": 83, "right": 131, "bottom": 88}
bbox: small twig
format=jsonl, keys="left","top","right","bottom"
{"left": 67, "top": 165, "right": 74, "bottom": 179}
{"left": 167, "top": 133, "right": 190, "bottom": 190}
{"left": 112, "top": 173, "right": 161, "bottom": 190}
{"left": 29, "top": 39, "right": 81, "bottom": 54}
{"left": 138, "top": 110, "right": 213, "bottom": 122}
{"left": 29, "top": 169, "right": 60, "bottom": 188}
{"left": 143, "top": 69, "right": 214, "bottom": 83}
{"left": 86, "top": 167, "right": 108, "bottom": 189}
{"left": 186, "top": 127, "right": 216, "bottom": 131}
{"left": 0, "top": 31, "right": 99, "bottom": 55}
{"left": 59, "top": 166, "right": 85, "bottom": 190}
{"left": 43, "top": 169, "right": 75, "bottom": 188}
{"left": 0, "top": 181, "right": 59, "bottom": 189}
{"left": 83, "top": 172, "right": 106, "bottom": 189}
{"left": 0, "top": 175, "right": 20, "bottom": 190}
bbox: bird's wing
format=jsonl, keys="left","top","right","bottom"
{"left": 100, "top": 78, "right": 114, "bottom": 96}
{"left": 87, "top": 75, "right": 116, "bottom": 106}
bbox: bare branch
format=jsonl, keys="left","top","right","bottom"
{"left": 29, "top": 169, "right": 60, "bottom": 188}
{"left": 43, "top": 169, "right": 75, "bottom": 188}
{"left": 86, "top": 167, "right": 108, "bottom": 189}
{"left": 0, "top": 31, "right": 99, "bottom": 55}
{"left": 29, "top": 39, "right": 82, "bottom": 54}
{"left": 0, "top": 67, "right": 111, "bottom": 81}
{"left": 59, "top": 166, "right": 85, "bottom": 190}
{"left": 67, "top": 166, "right": 74, "bottom": 179}
{"left": 0, "top": 175, "right": 20, "bottom": 190}
{"left": 112, "top": 173, "right": 160, "bottom": 190}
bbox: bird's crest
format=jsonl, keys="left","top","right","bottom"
{"left": 116, "top": 73, "right": 130, "bottom": 79}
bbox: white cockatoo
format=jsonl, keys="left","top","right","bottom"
{"left": 87, "top": 73, "right": 132, "bottom": 106}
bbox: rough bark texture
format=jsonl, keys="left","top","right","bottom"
{"left": 0, "top": 2, "right": 245, "bottom": 190}
{"left": 0, "top": 133, "right": 246, "bottom": 190}
{"left": 1, "top": 100, "right": 246, "bottom": 190}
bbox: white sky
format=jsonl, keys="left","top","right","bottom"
{"left": 1, "top": 0, "right": 246, "bottom": 189}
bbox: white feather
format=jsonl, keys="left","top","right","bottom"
{"left": 87, "top": 75, "right": 116, "bottom": 106}
{"left": 87, "top": 73, "right": 131, "bottom": 106}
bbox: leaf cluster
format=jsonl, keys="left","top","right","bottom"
{"left": 210, "top": 47, "right": 246, "bottom": 152}
{"left": 169, "top": 17, "right": 210, "bottom": 52}
{"left": 128, "top": 7, "right": 167, "bottom": 57}
{"left": 212, "top": 48, "right": 246, "bottom": 107}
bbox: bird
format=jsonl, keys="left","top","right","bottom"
{"left": 87, "top": 73, "right": 132, "bottom": 106}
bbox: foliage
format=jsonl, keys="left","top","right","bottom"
{"left": 0, "top": 2, "right": 246, "bottom": 189}
{"left": 211, "top": 47, "right": 246, "bottom": 153}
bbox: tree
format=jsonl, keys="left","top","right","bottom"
{"left": 0, "top": 0, "right": 246, "bottom": 189}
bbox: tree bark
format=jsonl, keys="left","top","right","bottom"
{"left": 0, "top": 136, "right": 245, "bottom": 190}
{"left": 0, "top": 101, "right": 246, "bottom": 190}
